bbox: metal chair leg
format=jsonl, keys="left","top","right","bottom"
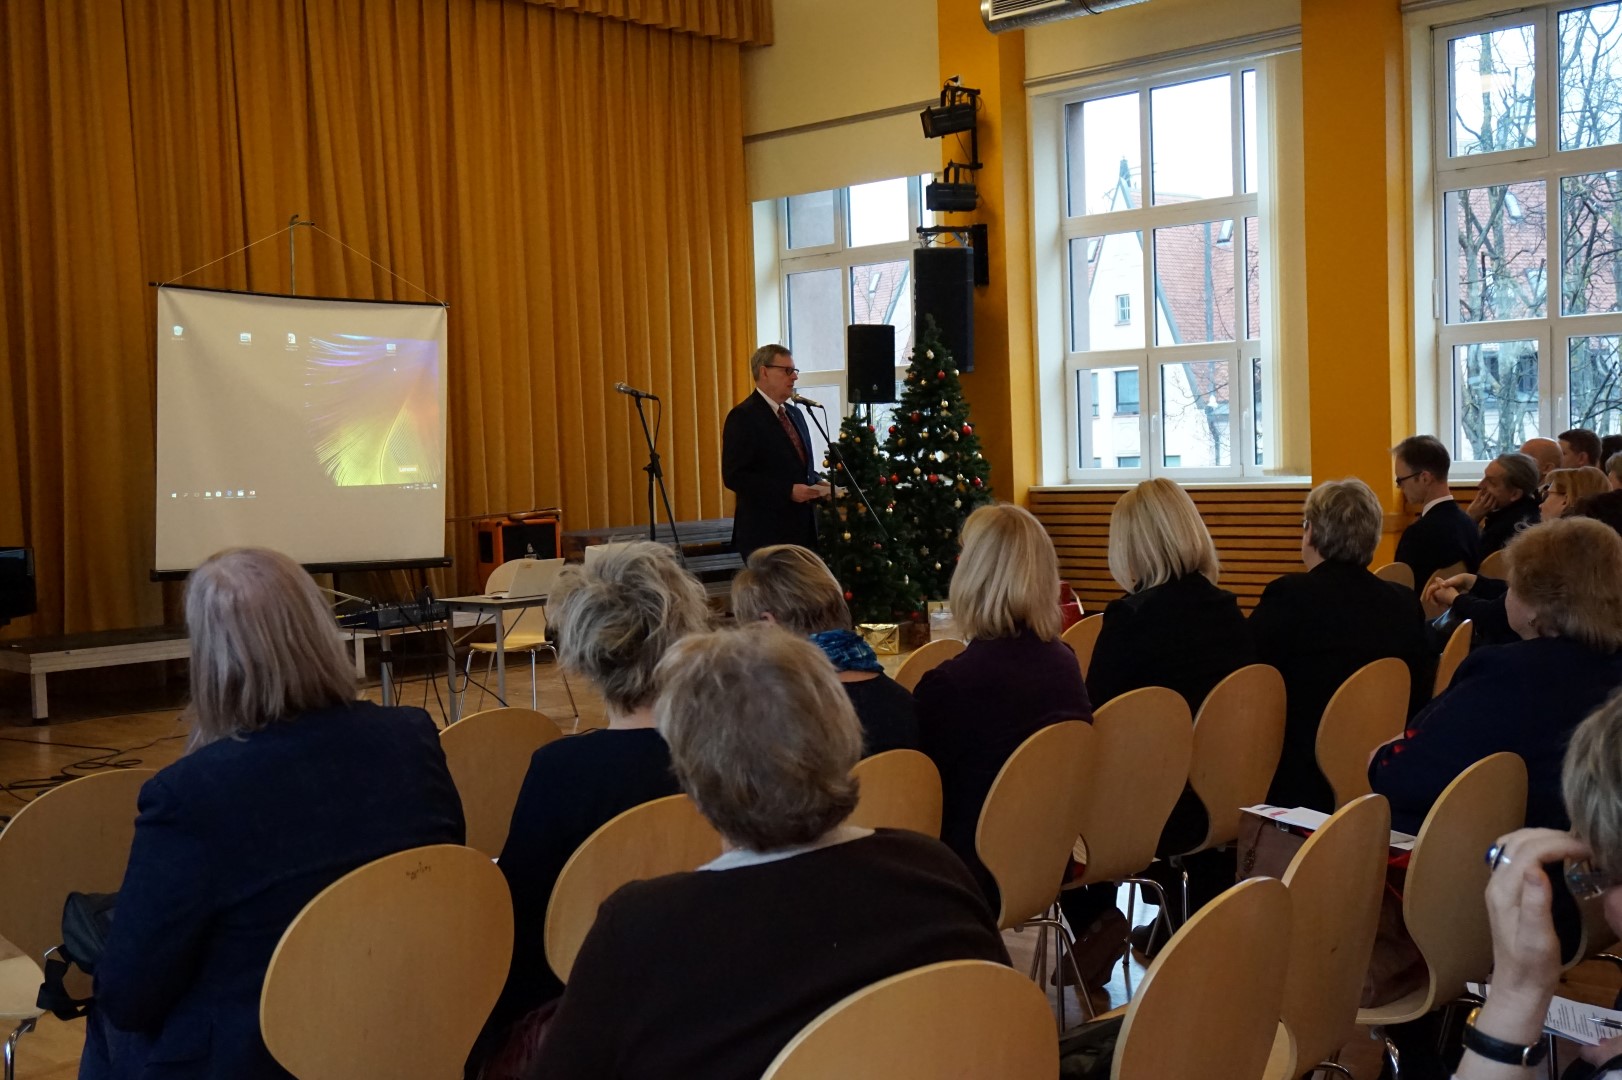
{"left": 6, "top": 1017, "right": 37, "bottom": 1080}
{"left": 1123, "top": 876, "right": 1176, "bottom": 943}
{"left": 529, "top": 650, "right": 539, "bottom": 711}
{"left": 1314, "top": 1061, "right": 1355, "bottom": 1079}
{"left": 1378, "top": 1028, "right": 1401, "bottom": 1080}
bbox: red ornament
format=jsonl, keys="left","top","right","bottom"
{"left": 937, "top": 370, "right": 946, "bottom": 380}
{"left": 890, "top": 473, "right": 900, "bottom": 483}
{"left": 928, "top": 473, "right": 939, "bottom": 483}
{"left": 910, "top": 411, "right": 921, "bottom": 422}
{"left": 877, "top": 475, "right": 887, "bottom": 486}
{"left": 961, "top": 423, "right": 972, "bottom": 435}
{"left": 868, "top": 425, "right": 876, "bottom": 433}
{"left": 972, "top": 477, "right": 984, "bottom": 487}
{"left": 887, "top": 425, "right": 897, "bottom": 435}
{"left": 844, "top": 590, "right": 854, "bottom": 601}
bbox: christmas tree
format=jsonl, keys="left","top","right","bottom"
{"left": 885, "top": 316, "right": 993, "bottom": 602}
{"left": 817, "top": 408, "right": 925, "bottom": 625}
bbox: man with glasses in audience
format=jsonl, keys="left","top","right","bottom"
{"left": 1468, "top": 451, "right": 1542, "bottom": 557}
{"left": 722, "top": 344, "right": 830, "bottom": 558}
{"left": 1392, "top": 434, "right": 1481, "bottom": 591}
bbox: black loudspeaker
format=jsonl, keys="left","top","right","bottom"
{"left": 913, "top": 246, "right": 975, "bottom": 373}
{"left": 0, "top": 546, "right": 36, "bottom": 624}
{"left": 847, "top": 325, "right": 897, "bottom": 403}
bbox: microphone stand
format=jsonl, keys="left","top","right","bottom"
{"left": 801, "top": 403, "right": 892, "bottom": 546}
{"left": 628, "top": 394, "right": 686, "bottom": 564}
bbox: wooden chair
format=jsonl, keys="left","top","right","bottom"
{"left": 1171, "top": 664, "right": 1287, "bottom": 920}
{"left": 1112, "top": 877, "right": 1292, "bottom": 1080}
{"left": 463, "top": 557, "right": 578, "bottom": 721}
{"left": 1478, "top": 548, "right": 1507, "bottom": 579}
{"left": 1063, "top": 688, "right": 1194, "bottom": 971}
{"left": 1356, "top": 753, "right": 1528, "bottom": 1077}
{"left": 260, "top": 844, "right": 511, "bottom": 1080}
{"left": 1420, "top": 561, "right": 1468, "bottom": 620}
{"left": 847, "top": 749, "right": 943, "bottom": 837}
{"left": 1062, "top": 613, "right": 1105, "bottom": 679}
{"left": 974, "top": 722, "right": 1093, "bottom": 1021}
{"left": 893, "top": 638, "right": 964, "bottom": 693}
{"left": 1433, "top": 619, "right": 1473, "bottom": 698}
{"left": 1314, "top": 657, "right": 1410, "bottom": 809}
{"left": 759, "top": 959, "right": 1057, "bottom": 1080}
{"left": 1373, "top": 562, "right": 1414, "bottom": 589}
{"left": 0, "top": 769, "right": 153, "bottom": 1080}
{"left": 1264, "top": 794, "right": 1392, "bottom": 1080}
{"left": 545, "top": 793, "right": 723, "bottom": 983}
{"left": 439, "top": 706, "right": 564, "bottom": 856}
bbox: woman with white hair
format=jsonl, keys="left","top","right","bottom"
{"left": 479, "top": 541, "right": 712, "bottom": 1072}
{"left": 528, "top": 626, "right": 1008, "bottom": 1080}
{"left": 85, "top": 548, "right": 464, "bottom": 1080}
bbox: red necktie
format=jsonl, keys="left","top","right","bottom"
{"left": 778, "top": 406, "right": 807, "bottom": 465}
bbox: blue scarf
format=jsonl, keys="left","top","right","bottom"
{"left": 809, "top": 628, "right": 884, "bottom": 674}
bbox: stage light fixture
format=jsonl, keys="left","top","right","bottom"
{"left": 920, "top": 81, "right": 980, "bottom": 139}
{"left": 926, "top": 164, "right": 978, "bottom": 213}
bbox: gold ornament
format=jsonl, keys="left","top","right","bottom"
{"left": 842, "top": 531, "right": 852, "bottom": 541}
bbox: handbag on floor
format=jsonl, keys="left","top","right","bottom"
{"left": 36, "top": 890, "right": 117, "bottom": 1020}
{"left": 1057, "top": 1015, "right": 1124, "bottom": 1079}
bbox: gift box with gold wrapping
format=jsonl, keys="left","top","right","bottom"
{"left": 856, "top": 622, "right": 900, "bottom": 654}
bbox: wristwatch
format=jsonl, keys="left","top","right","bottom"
{"left": 1462, "top": 1006, "right": 1549, "bottom": 1066}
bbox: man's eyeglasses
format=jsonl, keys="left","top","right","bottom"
{"left": 765, "top": 364, "right": 801, "bottom": 377}
{"left": 1566, "top": 858, "right": 1622, "bottom": 901}
{"left": 1394, "top": 471, "right": 1422, "bottom": 485}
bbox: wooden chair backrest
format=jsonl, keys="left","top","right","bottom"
{"left": 1184, "top": 664, "right": 1287, "bottom": 854}
{"left": 760, "top": 959, "right": 1057, "bottom": 1080}
{"left": 1314, "top": 657, "right": 1411, "bottom": 809}
{"left": 1072, "top": 688, "right": 1193, "bottom": 886}
{"left": 0, "top": 769, "right": 153, "bottom": 965}
{"left": 1433, "top": 619, "right": 1473, "bottom": 698}
{"left": 1062, "top": 614, "right": 1105, "bottom": 679}
{"left": 1112, "top": 877, "right": 1291, "bottom": 1080}
{"left": 1421, "top": 561, "right": 1469, "bottom": 619}
{"left": 893, "top": 638, "right": 964, "bottom": 692}
{"left": 1478, "top": 548, "right": 1507, "bottom": 580}
{"left": 545, "top": 794, "right": 723, "bottom": 982}
{"left": 975, "top": 721, "right": 1093, "bottom": 930}
{"left": 847, "top": 750, "right": 943, "bottom": 837}
{"left": 439, "top": 707, "right": 563, "bottom": 856}
{"left": 260, "top": 844, "right": 511, "bottom": 1080}
{"left": 1401, "top": 752, "right": 1527, "bottom": 1014}
{"left": 1373, "top": 562, "right": 1415, "bottom": 589}
{"left": 1277, "top": 794, "right": 1392, "bottom": 1071}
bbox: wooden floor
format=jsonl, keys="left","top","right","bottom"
{"left": 3, "top": 657, "right": 1620, "bottom": 1079}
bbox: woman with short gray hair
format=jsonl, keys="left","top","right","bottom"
{"left": 529, "top": 626, "right": 1008, "bottom": 1080}
{"left": 479, "top": 541, "right": 712, "bottom": 1073}
{"left": 1250, "top": 478, "right": 1433, "bottom": 813}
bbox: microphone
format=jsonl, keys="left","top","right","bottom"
{"left": 614, "top": 382, "right": 659, "bottom": 400}
{"left": 790, "top": 393, "right": 824, "bottom": 409}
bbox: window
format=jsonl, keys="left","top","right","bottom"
{"left": 1055, "top": 60, "right": 1270, "bottom": 478}
{"left": 759, "top": 177, "right": 934, "bottom": 461}
{"left": 1430, "top": 2, "right": 1622, "bottom": 460}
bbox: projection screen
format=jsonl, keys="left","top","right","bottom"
{"left": 154, "top": 286, "right": 449, "bottom": 573}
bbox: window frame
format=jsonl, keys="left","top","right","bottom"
{"left": 1423, "top": 1, "right": 1622, "bottom": 466}
{"left": 1051, "top": 57, "right": 1273, "bottom": 484}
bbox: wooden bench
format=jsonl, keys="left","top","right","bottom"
{"left": 0, "top": 626, "right": 190, "bottom": 721}
{"left": 562, "top": 519, "right": 744, "bottom": 597}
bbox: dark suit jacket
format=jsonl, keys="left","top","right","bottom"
{"left": 88, "top": 703, "right": 465, "bottom": 1080}
{"left": 722, "top": 391, "right": 820, "bottom": 557}
{"left": 1249, "top": 561, "right": 1435, "bottom": 812}
{"left": 1394, "top": 498, "right": 1481, "bottom": 587}
{"left": 1369, "top": 636, "right": 1622, "bottom": 834}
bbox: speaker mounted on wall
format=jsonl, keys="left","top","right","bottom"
{"left": 847, "top": 325, "right": 897, "bottom": 403}
{"left": 913, "top": 246, "right": 976, "bottom": 373}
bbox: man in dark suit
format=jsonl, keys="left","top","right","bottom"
{"left": 1392, "top": 433, "right": 1480, "bottom": 588}
{"left": 722, "top": 344, "right": 828, "bottom": 558}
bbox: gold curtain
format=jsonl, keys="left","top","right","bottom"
{"left": 520, "top": 0, "right": 772, "bottom": 45}
{"left": 0, "top": 0, "right": 755, "bottom": 636}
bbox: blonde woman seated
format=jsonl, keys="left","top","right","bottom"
{"left": 912, "top": 503, "right": 1091, "bottom": 907}
{"left": 731, "top": 544, "right": 918, "bottom": 756}
{"left": 478, "top": 542, "right": 711, "bottom": 1072}
{"left": 84, "top": 549, "right": 464, "bottom": 1080}
{"left": 1371, "top": 518, "right": 1622, "bottom": 835}
{"left": 1457, "top": 692, "right": 1622, "bottom": 1079}
{"left": 528, "top": 627, "right": 1008, "bottom": 1080}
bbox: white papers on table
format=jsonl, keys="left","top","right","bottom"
{"left": 1240, "top": 804, "right": 1419, "bottom": 851}
{"left": 1467, "top": 983, "right": 1622, "bottom": 1046}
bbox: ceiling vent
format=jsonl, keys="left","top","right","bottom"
{"left": 980, "top": 0, "right": 1150, "bottom": 33}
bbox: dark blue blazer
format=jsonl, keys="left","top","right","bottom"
{"left": 722, "top": 391, "right": 821, "bottom": 558}
{"left": 1369, "top": 637, "right": 1622, "bottom": 834}
{"left": 88, "top": 702, "right": 465, "bottom": 1080}
{"left": 1394, "top": 498, "right": 1481, "bottom": 588}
